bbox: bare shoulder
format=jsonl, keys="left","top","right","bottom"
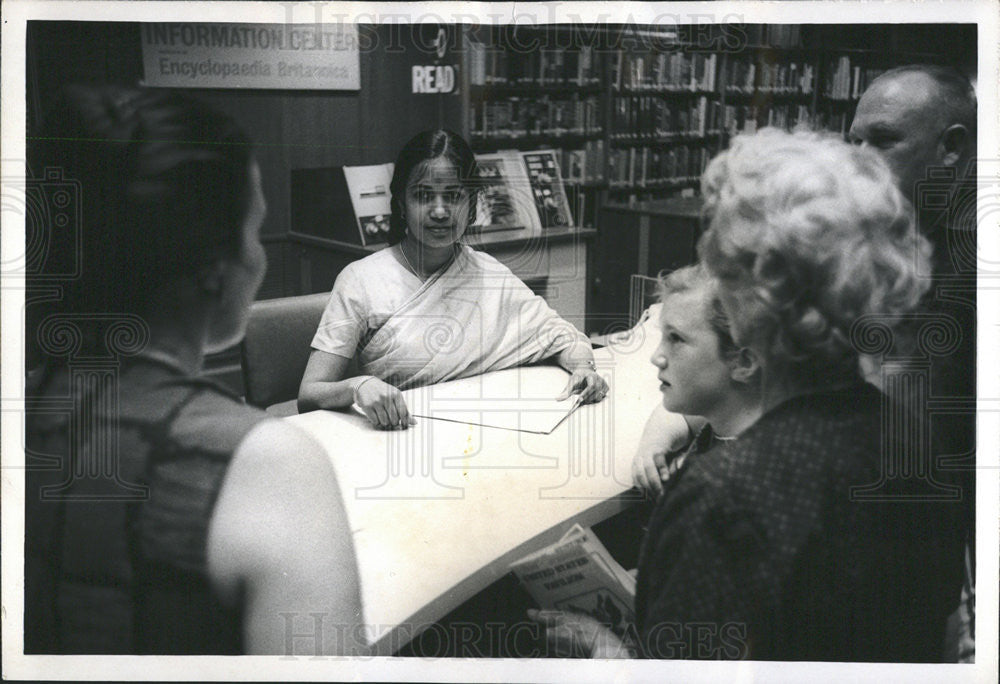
{"left": 229, "top": 419, "right": 334, "bottom": 483}
{"left": 206, "top": 418, "right": 363, "bottom": 654}
{"left": 206, "top": 419, "right": 342, "bottom": 598}
{"left": 239, "top": 417, "right": 323, "bottom": 454}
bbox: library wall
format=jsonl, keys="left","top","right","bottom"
{"left": 26, "top": 21, "right": 467, "bottom": 390}
{"left": 26, "top": 21, "right": 978, "bottom": 300}
{"left": 27, "top": 22, "right": 464, "bottom": 298}
{"left": 24, "top": 20, "right": 978, "bottom": 385}
{"left": 460, "top": 24, "right": 975, "bottom": 209}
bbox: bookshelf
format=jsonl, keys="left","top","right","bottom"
{"left": 607, "top": 42, "right": 722, "bottom": 201}
{"left": 462, "top": 25, "right": 612, "bottom": 230}
{"left": 456, "top": 23, "right": 974, "bottom": 332}
{"left": 561, "top": 23, "right": 974, "bottom": 331}
{"left": 459, "top": 23, "right": 972, "bottom": 195}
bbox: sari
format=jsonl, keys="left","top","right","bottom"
{"left": 312, "top": 245, "right": 586, "bottom": 390}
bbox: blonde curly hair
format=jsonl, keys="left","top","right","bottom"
{"left": 698, "top": 128, "right": 932, "bottom": 383}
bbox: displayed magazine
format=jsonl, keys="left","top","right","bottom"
{"left": 338, "top": 152, "right": 574, "bottom": 241}
{"left": 510, "top": 524, "right": 635, "bottom": 634}
{"left": 472, "top": 150, "right": 574, "bottom": 233}
{"left": 472, "top": 152, "right": 540, "bottom": 233}
{"left": 342, "top": 162, "right": 394, "bottom": 246}
{"left": 522, "top": 150, "right": 574, "bottom": 229}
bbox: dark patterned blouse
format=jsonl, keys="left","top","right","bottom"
{"left": 635, "top": 382, "right": 966, "bottom": 661}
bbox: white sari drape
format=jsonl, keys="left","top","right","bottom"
{"left": 360, "top": 246, "right": 585, "bottom": 390}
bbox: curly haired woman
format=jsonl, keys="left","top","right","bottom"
{"left": 532, "top": 128, "right": 966, "bottom": 662}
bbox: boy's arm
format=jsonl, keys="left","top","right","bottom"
{"left": 632, "top": 405, "right": 703, "bottom": 496}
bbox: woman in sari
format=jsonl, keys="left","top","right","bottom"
{"left": 299, "top": 129, "right": 607, "bottom": 428}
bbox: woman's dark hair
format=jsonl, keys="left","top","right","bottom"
{"left": 28, "top": 85, "right": 254, "bottom": 318}
{"left": 387, "top": 129, "right": 478, "bottom": 245}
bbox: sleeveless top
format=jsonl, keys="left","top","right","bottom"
{"left": 24, "top": 358, "right": 267, "bottom": 654}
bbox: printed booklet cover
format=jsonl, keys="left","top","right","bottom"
{"left": 510, "top": 524, "right": 635, "bottom": 634}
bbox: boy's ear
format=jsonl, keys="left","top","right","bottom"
{"left": 730, "top": 347, "right": 761, "bottom": 385}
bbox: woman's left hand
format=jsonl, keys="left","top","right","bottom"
{"left": 558, "top": 367, "right": 608, "bottom": 404}
{"left": 527, "top": 609, "right": 633, "bottom": 658}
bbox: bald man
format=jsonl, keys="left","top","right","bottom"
{"left": 850, "top": 65, "right": 976, "bottom": 205}
{"left": 851, "top": 65, "right": 977, "bottom": 663}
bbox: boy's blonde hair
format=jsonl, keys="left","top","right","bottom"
{"left": 658, "top": 263, "right": 739, "bottom": 361}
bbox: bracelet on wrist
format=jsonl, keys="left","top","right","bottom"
{"left": 352, "top": 376, "right": 376, "bottom": 405}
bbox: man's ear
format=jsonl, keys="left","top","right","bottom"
{"left": 940, "top": 123, "right": 971, "bottom": 168}
{"left": 197, "top": 260, "right": 227, "bottom": 297}
{"left": 730, "top": 347, "right": 761, "bottom": 385}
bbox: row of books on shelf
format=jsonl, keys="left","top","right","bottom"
{"left": 470, "top": 95, "right": 602, "bottom": 139}
{"left": 466, "top": 40, "right": 603, "bottom": 87}
{"left": 611, "top": 52, "right": 717, "bottom": 92}
{"left": 607, "top": 144, "right": 712, "bottom": 188}
{"left": 722, "top": 104, "right": 814, "bottom": 135}
{"left": 826, "top": 57, "right": 886, "bottom": 100}
{"left": 723, "top": 59, "right": 816, "bottom": 94}
{"left": 556, "top": 140, "right": 606, "bottom": 184}
{"left": 611, "top": 95, "right": 721, "bottom": 140}
{"left": 741, "top": 24, "right": 803, "bottom": 48}
{"left": 816, "top": 111, "right": 851, "bottom": 135}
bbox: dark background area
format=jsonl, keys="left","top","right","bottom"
{"left": 25, "top": 21, "right": 978, "bottom": 390}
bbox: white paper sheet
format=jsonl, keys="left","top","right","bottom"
{"left": 350, "top": 366, "right": 584, "bottom": 434}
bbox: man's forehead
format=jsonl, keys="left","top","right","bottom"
{"left": 855, "top": 72, "right": 940, "bottom": 126}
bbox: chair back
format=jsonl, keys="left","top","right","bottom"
{"left": 240, "top": 292, "right": 331, "bottom": 409}
{"left": 629, "top": 274, "right": 661, "bottom": 327}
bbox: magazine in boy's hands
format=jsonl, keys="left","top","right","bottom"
{"left": 510, "top": 524, "right": 635, "bottom": 634}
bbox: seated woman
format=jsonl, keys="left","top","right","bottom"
{"left": 298, "top": 129, "right": 606, "bottom": 429}
{"left": 25, "top": 86, "right": 363, "bottom": 655}
{"left": 532, "top": 128, "right": 966, "bottom": 661}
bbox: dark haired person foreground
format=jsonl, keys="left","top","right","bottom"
{"left": 850, "top": 63, "right": 977, "bottom": 663}
{"left": 298, "top": 128, "right": 606, "bottom": 429}
{"left": 531, "top": 129, "right": 966, "bottom": 661}
{"left": 25, "top": 86, "right": 363, "bottom": 655}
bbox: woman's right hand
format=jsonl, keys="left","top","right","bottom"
{"left": 354, "top": 377, "right": 417, "bottom": 430}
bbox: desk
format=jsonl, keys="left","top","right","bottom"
{"left": 286, "top": 313, "right": 662, "bottom": 655}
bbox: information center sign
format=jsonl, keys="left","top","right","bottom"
{"left": 141, "top": 23, "right": 360, "bottom": 90}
